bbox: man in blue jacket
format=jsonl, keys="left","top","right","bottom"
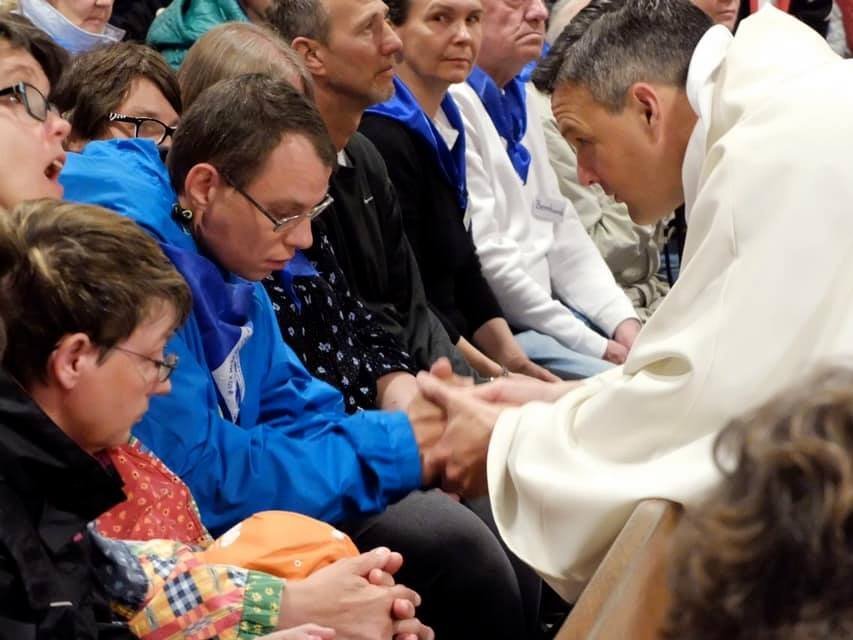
{"left": 61, "top": 76, "right": 433, "bottom": 533}
{"left": 61, "top": 74, "right": 525, "bottom": 640}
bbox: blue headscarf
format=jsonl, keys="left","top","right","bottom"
{"left": 367, "top": 76, "right": 469, "bottom": 211}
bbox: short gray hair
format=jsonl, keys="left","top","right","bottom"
{"left": 266, "top": 0, "right": 330, "bottom": 43}
{"left": 535, "top": 0, "right": 712, "bottom": 110}
{"left": 179, "top": 22, "right": 315, "bottom": 108}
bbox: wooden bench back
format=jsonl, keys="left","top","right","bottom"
{"left": 554, "top": 499, "right": 681, "bottom": 640}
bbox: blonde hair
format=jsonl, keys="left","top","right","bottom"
{"left": 179, "top": 21, "right": 314, "bottom": 108}
{"left": 0, "top": 200, "right": 192, "bottom": 385}
{"left": 0, "top": 0, "right": 18, "bottom": 14}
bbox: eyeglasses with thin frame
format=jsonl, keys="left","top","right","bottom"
{"left": 219, "top": 172, "right": 334, "bottom": 233}
{"left": 107, "top": 112, "right": 177, "bottom": 145}
{"left": 0, "top": 82, "right": 58, "bottom": 122}
{"left": 113, "top": 346, "right": 179, "bottom": 383}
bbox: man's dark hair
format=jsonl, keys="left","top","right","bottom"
{"left": 168, "top": 74, "right": 336, "bottom": 194}
{"left": 52, "top": 42, "right": 181, "bottom": 142}
{"left": 0, "top": 13, "right": 67, "bottom": 88}
{"left": 383, "top": 0, "right": 411, "bottom": 25}
{"left": 532, "top": 0, "right": 712, "bottom": 110}
{"left": 266, "top": 0, "right": 330, "bottom": 43}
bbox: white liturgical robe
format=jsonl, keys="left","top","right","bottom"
{"left": 487, "top": 9, "right": 853, "bottom": 600}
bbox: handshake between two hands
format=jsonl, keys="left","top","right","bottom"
{"left": 405, "top": 359, "right": 579, "bottom": 497}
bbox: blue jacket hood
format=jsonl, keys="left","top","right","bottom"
{"left": 60, "top": 138, "right": 195, "bottom": 252}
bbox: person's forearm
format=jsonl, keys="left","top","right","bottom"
{"left": 456, "top": 336, "right": 504, "bottom": 377}
{"left": 472, "top": 318, "right": 529, "bottom": 371}
{"left": 377, "top": 371, "right": 420, "bottom": 411}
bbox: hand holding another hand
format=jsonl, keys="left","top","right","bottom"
{"left": 415, "top": 371, "right": 502, "bottom": 497}
{"left": 279, "top": 547, "right": 433, "bottom": 640}
{"left": 260, "top": 624, "right": 336, "bottom": 640}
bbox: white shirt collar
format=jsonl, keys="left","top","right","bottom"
{"left": 337, "top": 149, "right": 351, "bottom": 168}
{"left": 432, "top": 107, "right": 460, "bottom": 150}
{"left": 682, "top": 25, "right": 733, "bottom": 221}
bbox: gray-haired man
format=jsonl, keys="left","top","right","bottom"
{"left": 418, "top": 0, "right": 853, "bottom": 600}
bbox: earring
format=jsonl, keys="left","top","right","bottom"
{"left": 171, "top": 203, "right": 194, "bottom": 224}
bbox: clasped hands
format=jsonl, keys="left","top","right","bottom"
{"left": 406, "top": 359, "right": 579, "bottom": 497}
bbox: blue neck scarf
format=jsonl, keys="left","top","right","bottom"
{"left": 159, "top": 242, "right": 255, "bottom": 423}
{"left": 466, "top": 66, "right": 531, "bottom": 183}
{"left": 276, "top": 251, "right": 319, "bottom": 313}
{"left": 367, "top": 76, "right": 468, "bottom": 211}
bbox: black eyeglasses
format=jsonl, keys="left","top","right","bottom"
{"left": 107, "top": 112, "right": 177, "bottom": 145}
{"left": 0, "top": 82, "right": 58, "bottom": 122}
{"left": 220, "top": 172, "right": 334, "bottom": 233}
{"left": 114, "top": 347, "right": 179, "bottom": 383}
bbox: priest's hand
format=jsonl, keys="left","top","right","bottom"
{"left": 468, "top": 376, "right": 581, "bottom": 406}
{"left": 613, "top": 318, "right": 642, "bottom": 351}
{"left": 416, "top": 371, "right": 503, "bottom": 497}
{"left": 428, "top": 357, "right": 475, "bottom": 387}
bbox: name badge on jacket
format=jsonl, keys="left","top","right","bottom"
{"left": 532, "top": 196, "right": 566, "bottom": 223}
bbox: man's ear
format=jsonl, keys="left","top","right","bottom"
{"left": 48, "top": 333, "right": 100, "bottom": 391}
{"left": 292, "top": 36, "right": 326, "bottom": 77}
{"left": 628, "top": 82, "right": 664, "bottom": 143}
{"left": 182, "top": 163, "right": 222, "bottom": 225}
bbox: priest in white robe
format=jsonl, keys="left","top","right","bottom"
{"left": 418, "top": 0, "right": 853, "bottom": 600}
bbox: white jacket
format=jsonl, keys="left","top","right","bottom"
{"left": 487, "top": 10, "right": 853, "bottom": 599}
{"left": 450, "top": 82, "right": 637, "bottom": 358}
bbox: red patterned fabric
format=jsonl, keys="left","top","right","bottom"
{"left": 840, "top": 0, "right": 853, "bottom": 52}
{"left": 96, "top": 438, "right": 213, "bottom": 547}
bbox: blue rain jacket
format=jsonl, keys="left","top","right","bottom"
{"left": 61, "top": 139, "right": 422, "bottom": 535}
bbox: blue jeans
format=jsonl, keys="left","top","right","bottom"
{"left": 514, "top": 328, "right": 613, "bottom": 380}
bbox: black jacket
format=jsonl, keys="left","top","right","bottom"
{"left": 359, "top": 114, "right": 504, "bottom": 342}
{"left": 318, "top": 133, "right": 476, "bottom": 376}
{"left": 0, "top": 371, "right": 131, "bottom": 640}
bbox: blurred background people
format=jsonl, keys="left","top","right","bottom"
{"left": 15, "top": 0, "right": 124, "bottom": 53}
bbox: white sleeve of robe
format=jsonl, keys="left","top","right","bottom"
{"left": 487, "top": 10, "right": 853, "bottom": 600}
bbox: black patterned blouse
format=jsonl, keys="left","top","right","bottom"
{"left": 263, "top": 230, "right": 415, "bottom": 413}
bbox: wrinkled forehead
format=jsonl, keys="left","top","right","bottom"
{"left": 0, "top": 42, "right": 50, "bottom": 95}
{"left": 416, "top": 0, "right": 485, "bottom": 14}
{"left": 551, "top": 81, "right": 599, "bottom": 130}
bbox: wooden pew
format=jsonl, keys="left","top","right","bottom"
{"left": 554, "top": 499, "right": 681, "bottom": 640}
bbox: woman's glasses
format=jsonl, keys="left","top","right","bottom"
{"left": 0, "top": 82, "right": 57, "bottom": 122}
{"left": 107, "top": 112, "right": 177, "bottom": 145}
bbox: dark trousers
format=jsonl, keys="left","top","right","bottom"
{"left": 339, "top": 489, "right": 542, "bottom": 640}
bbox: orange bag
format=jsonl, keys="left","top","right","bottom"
{"left": 200, "top": 510, "right": 359, "bottom": 580}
